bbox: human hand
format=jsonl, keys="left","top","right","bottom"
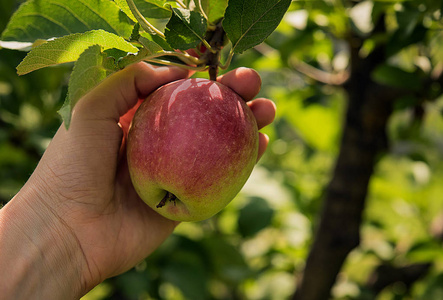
{"left": 0, "top": 62, "right": 276, "bottom": 299}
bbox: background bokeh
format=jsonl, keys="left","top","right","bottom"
{"left": 1, "top": 1, "right": 443, "bottom": 299}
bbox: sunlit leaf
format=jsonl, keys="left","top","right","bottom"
{"left": 349, "top": 1, "right": 374, "bottom": 35}
{"left": 134, "top": 0, "right": 175, "bottom": 19}
{"left": 114, "top": 0, "right": 137, "bottom": 22}
{"left": 17, "top": 30, "right": 137, "bottom": 75}
{"left": 200, "top": 0, "right": 228, "bottom": 24}
{"left": 0, "top": 0, "right": 133, "bottom": 44}
{"left": 59, "top": 45, "right": 120, "bottom": 127}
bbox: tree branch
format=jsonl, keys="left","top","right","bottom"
{"left": 363, "top": 263, "right": 432, "bottom": 298}
{"left": 289, "top": 58, "right": 350, "bottom": 86}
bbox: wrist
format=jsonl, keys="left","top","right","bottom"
{"left": 0, "top": 182, "right": 92, "bottom": 299}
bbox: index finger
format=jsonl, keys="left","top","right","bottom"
{"left": 217, "top": 67, "right": 262, "bottom": 101}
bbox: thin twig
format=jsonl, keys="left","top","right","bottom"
{"left": 118, "top": 48, "right": 204, "bottom": 69}
{"left": 145, "top": 59, "right": 208, "bottom": 71}
{"left": 126, "top": 0, "right": 165, "bottom": 38}
{"left": 289, "top": 58, "right": 349, "bottom": 86}
{"left": 196, "top": 0, "right": 209, "bottom": 22}
{"left": 176, "top": 0, "right": 186, "bottom": 9}
{"left": 161, "top": 51, "right": 204, "bottom": 65}
{"left": 219, "top": 49, "right": 235, "bottom": 70}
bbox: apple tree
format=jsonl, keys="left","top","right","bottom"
{"left": 257, "top": 0, "right": 443, "bottom": 299}
{"left": 1, "top": 0, "right": 443, "bottom": 299}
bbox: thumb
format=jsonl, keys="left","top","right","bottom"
{"left": 37, "top": 63, "right": 189, "bottom": 205}
{"left": 71, "top": 63, "right": 189, "bottom": 127}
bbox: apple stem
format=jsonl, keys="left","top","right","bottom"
{"left": 203, "top": 21, "right": 226, "bottom": 81}
{"left": 209, "top": 65, "right": 218, "bottom": 81}
{"left": 157, "top": 191, "right": 177, "bottom": 208}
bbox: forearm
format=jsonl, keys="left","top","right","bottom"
{"left": 0, "top": 184, "right": 89, "bottom": 300}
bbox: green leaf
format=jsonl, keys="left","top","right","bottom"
{"left": 0, "top": 0, "right": 133, "bottom": 45}
{"left": 200, "top": 0, "right": 228, "bottom": 24}
{"left": 371, "top": 64, "right": 422, "bottom": 92}
{"left": 387, "top": 24, "right": 427, "bottom": 57}
{"left": 273, "top": 88, "right": 341, "bottom": 151}
{"left": 114, "top": 0, "right": 137, "bottom": 22}
{"left": 114, "top": 270, "right": 149, "bottom": 299}
{"left": 0, "top": 0, "right": 15, "bottom": 33}
{"left": 386, "top": 5, "right": 427, "bottom": 57}
{"left": 130, "top": 23, "right": 142, "bottom": 41}
{"left": 104, "top": 48, "right": 133, "bottom": 61}
{"left": 139, "top": 36, "right": 164, "bottom": 53}
{"left": 223, "top": 0, "right": 292, "bottom": 53}
{"left": 406, "top": 240, "right": 443, "bottom": 263}
{"left": 421, "top": 273, "right": 443, "bottom": 300}
{"left": 202, "top": 237, "right": 251, "bottom": 284}
{"left": 134, "top": 0, "right": 174, "bottom": 19}
{"left": 141, "top": 31, "right": 173, "bottom": 50}
{"left": 16, "top": 30, "right": 137, "bottom": 75}
{"left": 60, "top": 45, "right": 120, "bottom": 128}
{"left": 164, "top": 8, "right": 207, "bottom": 49}
{"left": 117, "top": 38, "right": 163, "bottom": 68}
{"left": 238, "top": 197, "right": 274, "bottom": 237}
{"left": 161, "top": 251, "right": 208, "bottom": 300}
{"left": 116, "top": 0, "right": 175, "bottom": 20}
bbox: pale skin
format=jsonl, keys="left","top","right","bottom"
{"left": 0, "top": 63, "right": 276, "bottom": 299}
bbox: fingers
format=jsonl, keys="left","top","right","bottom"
{"left": 218, "top": 67, "right": 262, "bottom": 101}
{"left": 252, "top": 99, "right": 275, "bottom": 161}
{"left": 72, "top": 63, "right": 189, "bottom": 124}
{"left": 257, "top": 133, "right": 270, "bottom": 162}
{"left": 248, "top": 99, "right": 275, "bottom": 162}
{"left": 248, "top": 98, "right": 275, "bottom": 162}
{"left": 247, "top": 98, "right": 276, "bottom": 130}
{"left": 248, "top": 98, "right": 275, "bottom": 161}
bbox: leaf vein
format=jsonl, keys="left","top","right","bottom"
{"left": 47, "top": 0, "right": 92, "bottom": 31}
{"left": 12, "top": 23, "right": 46, "bottom": 40}
{"left": 233, "top": 0, "right": 285, "bottom": 50}
{"left": 78, "top": 0, "right": 119, "bottom": 35}
{"left": 18, "top": 13, "right": 72, "bottom": 34}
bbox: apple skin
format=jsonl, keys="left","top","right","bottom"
{"left": 127, "top": 78, "right": 259, "bottom": 222}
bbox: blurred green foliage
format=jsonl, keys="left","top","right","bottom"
{"left": 2, "top": 0, "right": 443, "bottom": 299}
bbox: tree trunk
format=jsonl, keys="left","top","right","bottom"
{"left": 293, "top": 29, "right": 401, "bottom": 299}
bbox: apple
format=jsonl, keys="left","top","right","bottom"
{"left": 127, "top": 78, "right": 259, "bottom": 222}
